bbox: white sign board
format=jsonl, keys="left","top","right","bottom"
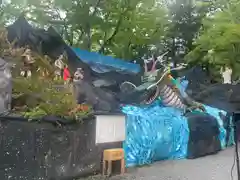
{"left": 95, "top": 115, "right": 126, "bottom": 144}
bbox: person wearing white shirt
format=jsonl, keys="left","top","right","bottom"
{"left": 220, "top": 66, "right": 232, "bottom": 84}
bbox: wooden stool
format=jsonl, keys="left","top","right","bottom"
{"left": 102, "top": 148, "right": 125, "bottom": 176}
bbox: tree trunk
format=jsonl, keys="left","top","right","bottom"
{"left": 171, "top": 37, "right": 177, "bottom": 67}
{"left": 98, "top": 7, "right": 129, "bottom": 54}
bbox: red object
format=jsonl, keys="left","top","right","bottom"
{"left": 78, "top": 104, "right": 89, "bottom": 111}
{"left": 63, "top": 67, "right": 70, "bottom": 81}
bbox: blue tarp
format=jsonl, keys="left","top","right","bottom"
{"left": 204, "top": 105, "right": 234, "bottom": 148}
{"left": 122, "top": 79, "right": 234, "bottom": 167}
{"left": 122, "top": 101, "right": 189, "bottom": 167}
{"left": 72, "top": 48, "right": 141, "bottom": 73}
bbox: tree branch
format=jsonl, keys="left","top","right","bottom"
{"left": 91, "top": 0, "right": 102, "bottom": 17}
{"left": 98, "top": 9, "right": 128, "bottom": 53}
{"left": 53, "top": 9, "right": 74, "bottom": 46}
{"left": 63, "top": 22, "right": 73, "bottom": 46}
{"left": 76, "top": 30, "right": 84, "bottom": 46}
{"left": 85, "top": 0, "right": 102, "bottom": 50}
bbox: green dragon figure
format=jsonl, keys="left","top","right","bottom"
{"left": 119, "top": 56, "right": 206, "bottom": 113}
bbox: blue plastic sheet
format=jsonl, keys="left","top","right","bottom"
{"left": 122, "top": 103, "right": 233, "bottom": 167}
{"left": 122, "top": 78, "right": 234, "bottom": 167}
{"left": 72, "top": 48, "right": 141, "bottom": 73}
{"left": 204, "top": 105, "right": 234, "bottom": 148}
{"left": 122, "top": 101, "right": 189, "bottom": 167}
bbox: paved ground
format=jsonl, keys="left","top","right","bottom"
{"left": 79, "top": 147, "right": 238, "bottom": 180}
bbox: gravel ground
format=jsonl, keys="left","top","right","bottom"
{"left": 79, "top": 147, "right": 238, "bottom": 180}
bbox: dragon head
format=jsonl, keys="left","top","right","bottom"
{"left": 118, "top": 66, "right": 185, "bottom": 106}
{"left": 118, "top": 84, "right": 160, "bottom": 105}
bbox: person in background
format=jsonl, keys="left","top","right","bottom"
{"left": 54, "top": 54, "right": 64, "bottom": 80}
{"left": 73, "top": 68, "right": 84, "bottom": 81}
{"left": 72, "top": 68, "right": 85, "bottom": 104}
{"left": 21, "top": 48, "right": 35, "bottom": 78}
{"left": 63, "top": 64, "right": 71, "bottom": 84}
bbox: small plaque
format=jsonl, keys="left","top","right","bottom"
{"left": 95, "top": 115, "right": 126, "bottom": 144}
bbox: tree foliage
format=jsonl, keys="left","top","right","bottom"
{"left": 0, "top": 0, "right": 169, "bottom": 60}
{"left": 162, "top": 0, "right": 211, "bottom": 66}
{"left": 2, "top": 0, "right": 240, "bottom": 81}
{"left": 186, "top": 0, "right": 240, "bottom": 79}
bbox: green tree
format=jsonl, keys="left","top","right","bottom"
{"left": 166, "top": 0, "right": 211, "bottom": 65}
{"left": 51, "top": 0, "right": 168, "bottom": 60}
{"left": 0, "top": 0, "right": 168, "bottom": 60}
{"left": 185, "top": 0, "right": 240, "bottom": 79}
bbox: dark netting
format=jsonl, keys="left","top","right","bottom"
{"left": 175, "top": 66, "right": 213, "bottom": 97}
{"left": 0, "top": 116, "right": 121, "bottom": 180}
{"left": 187, "top": 83, "right": 240, "bottom": 112}
{"left": 186, "top": 112, "right": 221, "bottom": 159}
{"left": 73, "top": 81, "right": 121, "bottom": 113}
{"left": 176, "top": 66, "right": 240, "bottom": 112}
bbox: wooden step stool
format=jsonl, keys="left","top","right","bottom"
{"left": 102, "top": 148, "right": 125, "bottom": 176}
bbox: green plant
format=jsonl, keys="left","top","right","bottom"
{"left": 0, "top": 28, "right": 93, "bottom": 121}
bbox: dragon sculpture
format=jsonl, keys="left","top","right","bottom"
{"left": 119, "top": 52, "right": 206, "bottom": 113}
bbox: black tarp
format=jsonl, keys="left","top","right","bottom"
{"left": 0, "top": 116, "right": 122, "bottom": 180}
{"left": 73, "top": 80, "right": 121, "bottom": 113}
{"left": 173, "top": 66, "right": 213, "bottom": 97}
{"left": 186, "top": 112, "right": 221, "bottom": 159}
{"left": 182, "top": 67, "right": 240, "bottom": 145}
{"left": 192, "top": 83, "right": 240, "bottom": 111}
{"left": 181, "top": 67, "right": 240, "bottom": 152}
{"left": 178, "top": 66, "right": 240, "bottom": 112}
